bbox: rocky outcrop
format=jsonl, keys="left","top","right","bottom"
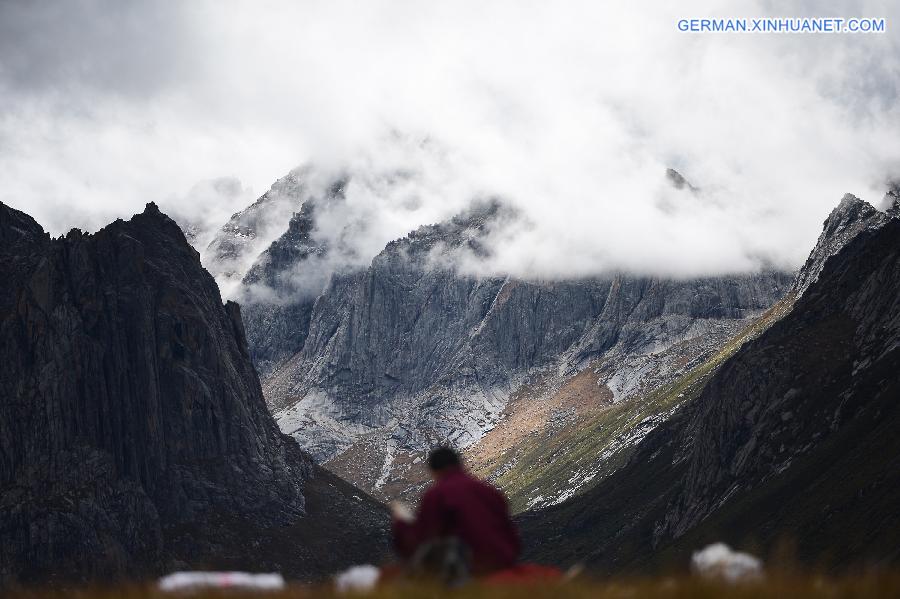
{"left": 519, "top": 197, "right": 900, "bottom": 572}
{"left": 0, "top": 202, "right": 388, "bottom": 586}
{"left": 790, "top": 194, "right": 887, "bottom": 296}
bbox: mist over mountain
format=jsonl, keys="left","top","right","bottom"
{"left": 185, "top": 165, "right": 794, "bottom": 503}
{"left": 4, "top": 2, "right": 900, "bottom": 280}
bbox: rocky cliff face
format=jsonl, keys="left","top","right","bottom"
{"left": 0, "top": 202, "right": 388, "bottom": 586}
{"left": 790, "top": 193, "right": 886, "bottom": 296}
{"left": 236, "top": 187, "right": 793, "bottom": 501}
{"left": 240, "top": 178, "right": 348, "bottom": 377}
{"left": 519, "top": 197, "right": 900, "bottom": 572}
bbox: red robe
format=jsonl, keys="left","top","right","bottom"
{"left": 393, "top": 467, "right": 521, "bottom": 575}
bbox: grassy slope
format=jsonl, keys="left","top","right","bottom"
{"left": 493, "top": 297, "right": 795, "bottom": 513}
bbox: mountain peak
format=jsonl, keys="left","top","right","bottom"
{"left": 386, "top": 197, "right": 514, "bottom": 264}
{"left": 665, "top": 168, "right": 698, "bottom": 192}
{"left": 825, "top": 194, "right": 877, "bottom": 232}
{"left": 836, "top": 192, "right": 862, "bottom": 207}
{"left": 129, "top": 201, "right": 187, "bottom": 238}
{"left": 0, "top": 201, "right": 47, "bottom": 248}
{"left": 791, "top": 194, "right": 885, "bottom": 296}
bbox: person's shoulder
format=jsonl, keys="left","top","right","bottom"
{"left": 464, "top": 472, "right": 503, "bottom": 495}
{"left": 422, "top": 483, "right": 443, "bottom": 500}
{"left": 478, "top": 477, "right": 510, "bottom": 504}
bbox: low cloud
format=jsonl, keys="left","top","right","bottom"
{"left": 1, "top": 0, "right": 898, "bottom": 281}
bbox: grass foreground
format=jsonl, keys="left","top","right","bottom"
{"left": 7, "top": 573, "right": 900, "bottom": 599}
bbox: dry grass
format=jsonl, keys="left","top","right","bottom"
{"left": 467, "top": 366, "right": 613, "bottom": 476}
{"left": 7, "top": 574, "right": 900, "bottom": 599}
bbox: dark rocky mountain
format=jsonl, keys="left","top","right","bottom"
{"left": 233, "top": 177, "right": 794, "bottom": 502}
{"left": 518, "top": 197, "right": 900, "bottom": 572}
{"left": 0, "top": 202, "right": 388, "bottom": 586}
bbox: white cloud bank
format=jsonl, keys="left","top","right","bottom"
{"left": 1, "top": 0, "right": 898, "bottom": 279}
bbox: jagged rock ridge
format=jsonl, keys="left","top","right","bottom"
{"left": 0, "top": 202, "right": 388, "bottom": 585}
{"left": 203, "top": 168, "right": 310, "bottom": 297}
{"left": 790, "top": 193, "right": 887, "bottom": 296}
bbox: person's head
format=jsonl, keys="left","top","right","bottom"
{"left": 427, "top": 446, "right": 461, "bottom": 479}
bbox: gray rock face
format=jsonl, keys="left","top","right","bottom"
{"left": 790, "top": 194, "right": 887, "bottom": 296}
{"left": 0, "top": 202, "right": 388, "bottom": 585}
{"left": 519, "top": 199, "right": 900, "bottom": 572}
{"left": 241, "top": 196, "right": 792, "bottom": 497}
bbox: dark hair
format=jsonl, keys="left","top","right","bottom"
{"left": 427, "top": 446, "right": 461, "bottom": 472}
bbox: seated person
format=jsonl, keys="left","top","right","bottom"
{"left": 391, "top": 446, "right": 521, "bottom": 580}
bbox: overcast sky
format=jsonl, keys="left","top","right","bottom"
{"left": 1, "top": 0, "right": 898, "bottom": 278}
